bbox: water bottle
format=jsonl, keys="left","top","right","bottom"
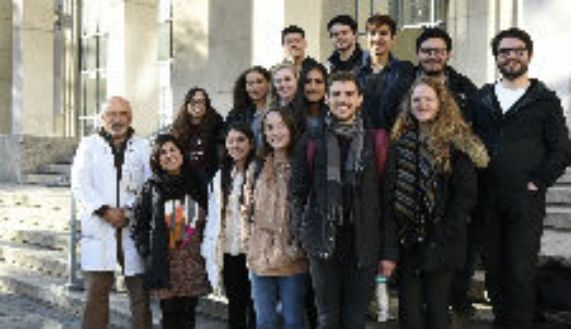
{"left": 376, "top": 275, "right": 390, "bottom": 322}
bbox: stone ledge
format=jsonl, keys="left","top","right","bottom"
{"left": 0, "top": 241, "right": 71, "bottom": 279}
{"left": 540, "top": 229, "right": 571, "bottom": 268}
{"left": 0, "top": 262, "right": 227, "bottom": 328}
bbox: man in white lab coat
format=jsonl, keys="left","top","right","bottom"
{"left": 71, "top": 96, "right": 152, "bottom": 329}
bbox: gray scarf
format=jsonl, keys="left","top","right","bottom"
{"left": 325, "top": 118, "right": 365, "bottom": 226}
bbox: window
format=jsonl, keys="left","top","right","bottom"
{"left": 355, "top": 0, "right": 447, "bottom": 30}
{"left": 79, "top": 30, "right": 107, "bottom": 136}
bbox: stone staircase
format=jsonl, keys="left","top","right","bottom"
{"left": 541, "top": 168, "right": 571, "bottom": 266}
{"left": 23, "top": 159, "right": 73, "bottom": 187}
{"left": 0, "top": 184, "right": 226, "bottom": 328}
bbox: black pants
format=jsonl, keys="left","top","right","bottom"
{"left": 309, "top": 255, "right": 375, "bottom": 329}
{"left": 450, "top": 217, "right": 483, "bottom": 311}
{"left": 223, "top": 253, "right": 255, "bottom": 329}
{"left": 160, "top": 296, "right": 197, "bottom": 329}
{"left": 398, "top": 248, "right": 453, "bottom": 329}
{"left": 483, "top": 194, "right": 544, "bottom": 329}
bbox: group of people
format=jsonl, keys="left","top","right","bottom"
{"left": 71, "top": 12, "right": 571, "bottom": 329}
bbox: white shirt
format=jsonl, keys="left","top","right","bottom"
{"left": 495, "top": 81, "right": 528, "bottom": 114}
{"left": 224, "top": 168, "right": 245, "bottom": 255}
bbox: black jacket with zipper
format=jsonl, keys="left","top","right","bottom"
{"left": 290, "top": 128, "right": 398, "bottom": 267}
{"left": 471, "top": 79, "right": 571, "bottom": 206}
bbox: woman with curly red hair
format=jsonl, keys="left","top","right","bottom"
{"left": 384, "top": 76, "right": 489, "bottom": 329}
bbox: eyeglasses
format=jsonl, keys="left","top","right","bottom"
{"left": 497, "top": 47, "right": 527, "bottom": 58}
{"left": 190, "top": 99, "right": 206, "bottom": 106}
{"left": 419, "top": 47, "right": 448, "bottom": 56}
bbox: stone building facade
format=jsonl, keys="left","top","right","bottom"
{"left": 0, "top": 0, "right": 570, "bottom": 181}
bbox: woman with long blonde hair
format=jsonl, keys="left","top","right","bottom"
{"left": 384, "top": 76, "right": 488, "bottom": 329}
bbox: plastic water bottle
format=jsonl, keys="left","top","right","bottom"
{"left": 376, "top": 275, "right": 390, "bottom": 322}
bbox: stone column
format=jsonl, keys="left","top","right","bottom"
{"left": 12, "top": 0, "right": 57, "bottom": 136}
{"left": 0, "top": 1, "right": 12, "bottom": 135}
{"left": 172, "top": 0, "right": 253, "bottom": 115}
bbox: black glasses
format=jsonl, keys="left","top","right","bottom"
{"left": 419, "top": 47, "right": 448, "bottom": 56}
{"left": 497, "top": 47, "right": 527, "bottom": 57}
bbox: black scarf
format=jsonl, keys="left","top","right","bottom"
{"left": 393, "top": 130, "right": 438, "bottom": 246}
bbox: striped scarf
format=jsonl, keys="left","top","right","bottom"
{"left": 394, "top": 130, "right": 438, "bottom": 246}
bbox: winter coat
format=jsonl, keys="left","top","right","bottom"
{"left": 471, "top": 79, "right": 571, "bottom": 206}
{"left": 325, "top": 43, "right": 368, "bottom": 75}
{"left": 243, "top": 155, "right": 308, "bottom": 276}
{"left": 290, "top": 128, "right": 398, "bottom": 267}
{"left": 71, "top": 134, "right": 151, "bottom": 275}
{"left": 174, "top": 110, "right": 226, "bottom": 183}
{"left": 383, "top": 147, "right": 478, "bottom": 272}
{"left": 357, "top": 54, "right": 415, "bottom": 130}
{"left": 131, "top": 172, "right": 208, "bottom": 292}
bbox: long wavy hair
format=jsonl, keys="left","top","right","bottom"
{"left": 171, "top": 87, "right": 220, "bottom": 145}
{"left": 392, "top": 76, "right": 489, "bottom": 171}
{"left": 233, "top": 66, "right": 271, "bottom": 111}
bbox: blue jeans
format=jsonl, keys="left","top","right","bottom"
{"left": 250, "top": 272, "right": 307, "bottom": 329}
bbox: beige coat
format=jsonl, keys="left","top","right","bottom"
{"left": 243, "top": 155, "right": 307, "bottom": 276}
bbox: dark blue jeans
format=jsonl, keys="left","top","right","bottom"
{"left": 309, "top": 256, "right": 376, "bottom": 329}
{"left": 250, "top": 272, "right": 307, "bottom": 329}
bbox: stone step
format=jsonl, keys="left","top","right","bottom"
{"left": 0, "top": 229, "right": 70, "bottom": 251}
{"left": 547, "top": 186, "right": 571, "bottom": 205}
{"left": 38, "top": 163, "right": 72, "bottom": 176}
{"left": 545, "top": 206, "right": 571, "bottom": 230}
{"left": 0, "top": 184, "right": 71, "bottom": 208}
{"left": 0, "top": 241, "right": 71, "bottom": 279}
{"left": 0, "top": 262, "right": 151, "bottom": 329}
{"left": 540, "top": 228, "right": 571, "bottom": 268}
{"left": 0, "top": 261, "right": 227, "bottom": 328}
{"left": 23, "top": 173, "right": 70, "bottom": 187}
{"left": 555, "top": 168, "right": 571, "bottom": 184}
{"left": 0, "top": 208, "right": 71, "bottom": 232}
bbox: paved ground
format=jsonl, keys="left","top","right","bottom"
{"left": 1, "top": 291, "right": 568, "bottom": 329}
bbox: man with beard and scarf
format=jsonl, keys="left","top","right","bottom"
{"left": 414, "top": 27, "right": 480, "bottom": 318}
{"left": 290, "top": 71, "right": 398, "bottom": 329}
{"left": 71, "top": 96, "right": 152, "bottom": 329}
{"left": 471, "top": 28, "right": 571, "bottom": 329}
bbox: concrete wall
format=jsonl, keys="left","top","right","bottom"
{"left": 0, "top": 1, "right": 12, "bottom": 135}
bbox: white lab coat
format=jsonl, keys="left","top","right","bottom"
{"left": 201, "top": 171, "right": 223, "bottom": 292}
{"left": 71, "top": 133, "right": 151, "bottom": 275}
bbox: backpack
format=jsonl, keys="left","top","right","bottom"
{"left": 306, "top": 128, "right": 389, "bottom": 179}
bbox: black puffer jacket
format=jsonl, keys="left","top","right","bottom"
{"left": 131, "top": 172, "right": 207, "bottom": 290}
{"left": 290, "top": 128, "right": 398, "bottom": 267}
{"left": 471, "top": 79, "right": 571, "bottom": 204}
{"left": 383, "top": 147, "right": 477, "bottom": 272}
